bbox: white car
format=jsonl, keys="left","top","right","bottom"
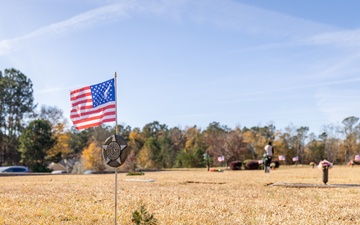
{"left": 51, "top": 170, "right": 67, "bottom": 174}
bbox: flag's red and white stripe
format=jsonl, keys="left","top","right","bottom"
{"left": 70, "top": 85, "right": 116, "bottom": 130}
{"left": 355, "top": 154, "right": 360, "bottom": 161}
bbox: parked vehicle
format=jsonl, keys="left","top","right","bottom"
{"left": 83, "top": 170, "right": 93, "bottom": 174}
{"left": 0, "top": 166, "right": 30, "bottom": 173}
{"left": 51, "top": 170, "right": 67, "bottom": 174}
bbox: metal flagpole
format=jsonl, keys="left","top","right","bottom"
{"left": 115, "top": 72, "right": 118, "bottom": 135}
{"left": 115, "top": 167, "right": 118, "bottom": 225}
{"left": 114, "top": 72, "right": 118, "bottom": 225}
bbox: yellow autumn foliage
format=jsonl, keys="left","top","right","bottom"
{"left": 136, "top": 146, "right": 154, "bottom": 168}
{"left": 129, "top": 130, "right": 142, "bottom": 141}
{"left": 184, "top": 127, "right": 200, "bottom": 152}
{"left": 81, "top": 142, "right": 103, "bottom": 170}
{"left": 47, "top": 132, "right": 72, "bottom": 159}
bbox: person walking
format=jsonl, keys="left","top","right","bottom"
{"left": 264, "top": 142, "right": 273, "bottom": 173}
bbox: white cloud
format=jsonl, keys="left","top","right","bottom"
{"left": 0, "top": 0, "right": 340, "bottom": 56}
{"left": 305, "top": 29, "right": 360, "bottom": 47}
{"left": 0, "top": 39, "right": 15, "bottom": 55}
{"left": 0, "top": 2, "right": 138, "bottom": 55}
{"left": 316, "top": 88, "right": 360, "bottom": 123}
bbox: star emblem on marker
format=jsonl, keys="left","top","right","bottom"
{"left": 102, "top": 135, "right": 127, "bottom": 167}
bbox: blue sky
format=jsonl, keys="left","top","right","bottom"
{"left": 1, "top": 0, "right": 360, "bottom": 134}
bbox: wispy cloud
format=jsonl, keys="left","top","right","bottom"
{"left": 210, "top": 76, "right": 360, "bottom": 104}
{"left": 0, "top": 0, "right": 340, "bottom": 55}
{"left": 304, "top": 29, "right": 360, "bottom": 47}
{"left": 316, "top": 88, "right": 360, "bottom": 123}
{"left": 0, "top": 2, "right": 138, "bottom": 55}
{"left": 35, "top": 85, "right": 88, "bottom": 94}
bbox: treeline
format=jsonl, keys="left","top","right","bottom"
{"left": 1, "top": 68, "right": 359, "bottom": 172}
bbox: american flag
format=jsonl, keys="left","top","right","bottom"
{"left": 355, "top": 154, "right": 360, "bottom": 161}
{"left": 292, "top": 156, "right": 299, "bottom": 162}
{"left": 70, "top": 78, "right": 116, "bottom": 130}
{"left": 278, "top": 155, "right": 285, "bottom": 161}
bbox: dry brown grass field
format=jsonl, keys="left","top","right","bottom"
{"left": 1, "top": 165, "right": 360, "bottom": 225}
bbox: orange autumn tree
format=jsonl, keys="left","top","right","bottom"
{"left": 81, "top": 142, "right": 104, "bottom": 171}
{"left": 125, "top": 129, "right": 144, "bottom": 170}
{"left": 39, "top": 105, "right": 73, "bottom": 162}
{"left": 47, "top": 123, "right": 72, "bottom": 161}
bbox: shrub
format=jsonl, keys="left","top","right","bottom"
{"left": 132, "top": 204, "right": 158, "bottom": 225}
{"left": 230, "top": 161, "right": 242, "bottom": 170}
{"left": 244, "top": 160, "right": 260, "bottom": 170}
{"left": 31, "top": 163, "right": 52, "bottom": 173}
{"left": 127, "top": 171, "right": 145, "bottom": 176}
